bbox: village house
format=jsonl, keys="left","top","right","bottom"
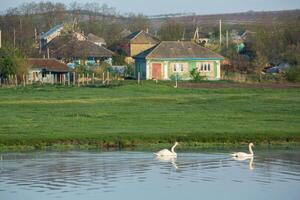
{"left": 36, "top": 25, "right": 113, "bottom": 67}
{"left": 27, "top": 58, "right": 72, "bottom": 83}
{"left": 45, "top": 33, "right": 114, "bottom": 66}
{"left": 134, "top": 41, "right": 224, "bottom": 80}
{"left": 113, "top": 30, "right": 160, "bottom": 63}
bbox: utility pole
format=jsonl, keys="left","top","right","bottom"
{"left": 34, "top": 28, "right": 37, "bottom": 42}
{"left": 181, "top": 28, "right": 185, "bottom": 41}
{"left": 39, "top": 33, "right": 42, "bottom": 54}
{"left": 193, "top": 27, "right": 199, "bottom": 41}
{"left": 226, "top": 30, "right": 229, "bottom": 49}
{"left": 13, "top": 28, "right": 16, "bottom": 48}
{"left": 219, "top": 19, "right": 222, "bottom": 48}
{"left": 47, "top": 48, "right": 50, "bottom": 59}
{"left": 19, "top": 18, "right": 22, "bottom": 47}
{"left": 0, "top": 30, "right": 1, "bottom": 48}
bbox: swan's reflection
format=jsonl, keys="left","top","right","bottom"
{"left": 155, "top": 156, "right": 178, "bottom": 170}
{"left": 233, "top": 156, "right": 254, "bottom": 170}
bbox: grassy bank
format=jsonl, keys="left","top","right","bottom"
{"left": 0, "top": 81, "right": 300, "bottom": 151}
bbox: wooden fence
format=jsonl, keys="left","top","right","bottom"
{"left": 0, "top": 71, "right": 132, "bottom": 88}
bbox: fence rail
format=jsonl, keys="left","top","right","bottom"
{"left": 0, "top": 71, "right": 130, "bottom": 88}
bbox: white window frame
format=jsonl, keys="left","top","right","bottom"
{"left": 173, "top": 62, "right": 186, "bottom": 72}
{"left": 198, "top": 62, "right": 212, "bottom": 72}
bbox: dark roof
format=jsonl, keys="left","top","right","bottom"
{"left": 28, "top": 58, "right": 71, "bottom": 72}
{"left": 122, "top": 30, "right": 160, "bottom": 44}
{"left": 49, "top": 35, "right": 113, "bottom": 58}
{"left": 134, "top": 41, "right": 224, "bottom": 60}
{"left": 87, "top": 33, "right": 106, "bottom": 44}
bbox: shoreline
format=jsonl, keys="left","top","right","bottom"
{"left": 1, "top": 141, "right": 300, "bottom": 153}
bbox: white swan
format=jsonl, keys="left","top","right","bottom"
{"left": 154, "top": 142, "right": 179, "bottom": 157}
{"left": 231, "top": 143, "right": 254, "bottom": 158}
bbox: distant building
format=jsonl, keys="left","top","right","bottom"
{"left": 134, "top": 41, "right": 224, "bottom": 80}
{"left": 113, "top": 30, "right": 160, "bottom": 63}
{"left": 40, "top": 25, "right": 64, "bottom": 48}
{"left": 27, "top": 58, "right": 72, "bottom": 83}
{"left": 87, "top": 33, "right": 107, "bottom": 46}
{"left": 45, "top": 34, "right": 114, "bottom": 66}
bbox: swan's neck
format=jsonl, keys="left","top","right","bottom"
{"left": 249, "top": 145, "right": 254, "bottom": 155}
{"left": 171, "top": 143, "right": 177, "bottom": 153}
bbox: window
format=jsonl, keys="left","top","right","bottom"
{"left": 198, "top": 62, "right": 212, "bottom": 72}
{"left": 173, "top": 63, "right": 186, "bottom": 72}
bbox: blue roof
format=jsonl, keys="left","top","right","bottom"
{"left": 40, "top": 25, "right": 63, "bottom": 39}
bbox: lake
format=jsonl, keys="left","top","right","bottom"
{"left": 0, "top": 150, "right": 299, "bottom": 200}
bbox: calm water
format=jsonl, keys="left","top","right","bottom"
{"left": 0, "top": 150, "right": 300, "bottom": 200}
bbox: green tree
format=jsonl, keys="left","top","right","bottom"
{"left": 0, "top": 47, "right": 28, "bottom": 79}
{"left": 127, "top": 14, "right": 150, "bottom": 32}
{"left": 158, "top": 19, "right": 184, "bottom": 41}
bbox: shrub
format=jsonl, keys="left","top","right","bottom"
{"left": 285, "top": 65, "right": 300, "bottom": 82}
{"left": 190, "top": 68, "right": 202, "bottom": 82}
{"left": 0, "top": 47, "right": 28, "bottom": 79}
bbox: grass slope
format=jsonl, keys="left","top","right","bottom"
{"left": 0, "top": 81, "right": 300, "bottom": 149}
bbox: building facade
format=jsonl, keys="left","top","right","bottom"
{"left": 134, "top": 41, "right": 224, "bottom": 80}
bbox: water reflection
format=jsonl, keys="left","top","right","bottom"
{"left": 232, "top": 156, "right": 254, "bottom": 170}
{"left": 0, "top": 150, "right": 299, "bottom": 200}
{"left": 155, "top": 156, "right": 178, "bottom": 169}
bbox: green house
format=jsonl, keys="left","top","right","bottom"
{"left": 134, "top": 41, "right": 224, "bottom": 80}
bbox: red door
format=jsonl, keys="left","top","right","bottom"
{"left": 152, "top": 63, "right": 162, "bottom": 80}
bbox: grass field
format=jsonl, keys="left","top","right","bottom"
{"left": 0, "top": 81, "right": 300, "bottom": 150}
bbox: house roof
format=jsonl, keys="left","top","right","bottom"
{"left": 120, "top": 29, "right": 132, "bottom": 38}
{"left": 40, "top": 24, "right": 63, "bottom": 40}
{"left": 49, "top": 35, "right": 113, "bottom": 58}
{"left": 122, "top": 30, "right": 160, "bottom": 44}
{"left": 87, "top": 33, "right": 106, "bottom": 45}
{"left": 134, "top": 41, "right": 224, "bottom": 60}
{"left": 28, "top": 58, "right": 71, "bottom": 72}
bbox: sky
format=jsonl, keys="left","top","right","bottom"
{"left": 0, "top": 0, "right": 300, "bottom": 15}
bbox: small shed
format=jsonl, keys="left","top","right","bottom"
{"left": 27, "top": 58, "right": 72, "bottom": 83}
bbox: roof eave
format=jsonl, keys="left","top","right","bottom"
{"left": 146, "top": 57, "right": 224, "bottom": 61}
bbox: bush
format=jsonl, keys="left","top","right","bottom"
{"left": 0, "top": 47, "right": 28, "bottom": 79}
{"left": 190, "top": 68, "right": 202, "bottom": 82}
{"left": 285, "top": 65, "right": 300, "bottom": 82}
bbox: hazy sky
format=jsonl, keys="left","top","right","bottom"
{"left": 1, "top": 0, "right": 300, "bottom": 15}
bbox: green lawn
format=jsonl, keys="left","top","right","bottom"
{"left": 0, "top": 81, "right": 300, "bottom": 150}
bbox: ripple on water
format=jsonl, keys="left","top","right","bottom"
{"left": 0, "top": 151, "right": 299, "bottom": 200}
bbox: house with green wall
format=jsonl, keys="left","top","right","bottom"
{"left": 134, "top": 41, "right": 224, "bottom": 80}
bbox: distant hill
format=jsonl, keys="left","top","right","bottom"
{"left": 149, "top": 9, "right": 300, "bottom": 28}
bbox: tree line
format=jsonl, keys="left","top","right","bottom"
{"left": 0, "top": 1, "right": 300, "bottom": 82}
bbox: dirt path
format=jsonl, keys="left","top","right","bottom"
{"left": 179, "top": 82, "right": 300, "bottom": 89}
